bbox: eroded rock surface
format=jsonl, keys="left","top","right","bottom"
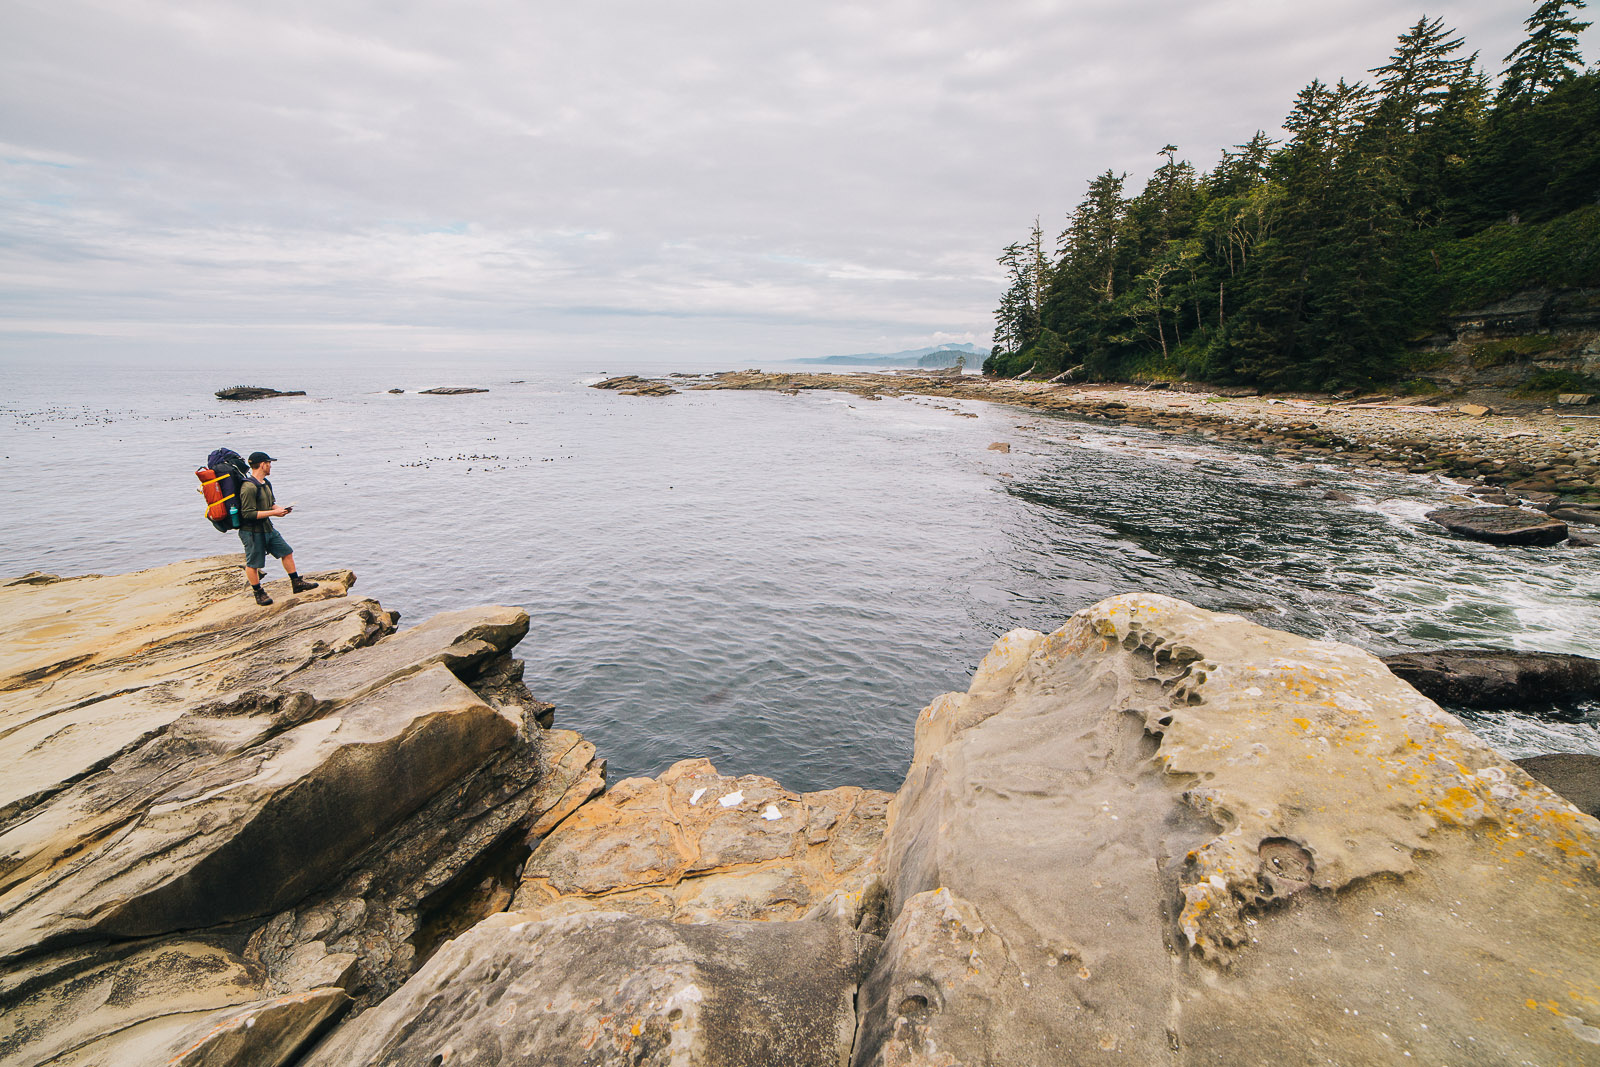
{"left": 0, "top": 558, "right": 602, "bottom": 1067}
{"left": 300, "top": 909, "right": 872, "bottom": 1067}
{"left": 512, "top": 758, "right": 889, "bottom": 923}
{"left": 867, "top": 594, "right": 1600, "bottom": 1065}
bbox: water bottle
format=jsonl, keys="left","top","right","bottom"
{"left": 229, "top": 504, "right": 240, "bottom": 529}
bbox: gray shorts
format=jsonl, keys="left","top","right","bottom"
{"left": 239, "top": 525, "right": 293, "bottom": 570}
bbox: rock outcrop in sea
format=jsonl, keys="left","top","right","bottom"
{"left": 2, "top": 560, "right": 1597, "bottom": 1066}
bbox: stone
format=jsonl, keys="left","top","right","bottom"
{"left": 865, "top": 594, "right": 1600, "bottom": 1065}
{"left": 1457, "top": 403, "right": 1492, "bottom": 416}
{"left": 0, "top": 935, "right": 348, "bottom": 1067}
{"left": 1571, "top": 529, "right": 1600, "bottom": 547}
{"left": 1381, "top": 648, "right": 1600, "bottom": 709}
{"left": 1516, "top": 754, "right": 1600, "bottom": 818}
{"left": 1558, "top": 393, "right": 1595, "bottom": 405}
{"left": 387, "top": 388, "right": 404, "bottom": 393}
{"left": 416, "top": 386, "right": 488, "bottom": 395}
{"left": 0, "top": 558, "right": 600, "bottom": 1065}
{"left": 0, "top": 665, "right": 518, "bottom": 962}
{"left": 987, "top": 441, "right": 1011, "bottom": 453}
{"left": 589, "top": 376, "right": 678, "bottom": 396}
{"left": 1550, "top": 505, "right": 1600, "bottom": 525}
{"left": 213, "top": 386, "right": 306, "bottom": 400}
{"left": 298, "top": 909, "right": 872, "bottom": 1067}
{"left": 1425, "top": 505, "right": 1569, "bottom": 545}
{"left": 512, "top": 758, "right": 889, "bottom": 924}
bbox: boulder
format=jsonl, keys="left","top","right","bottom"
{"left": 0, "top": 558, "right": 602, "bottom": 1065}
{"left": 864, "top": 595, "right": 1600, "bottom": 1065}
{"left": 512, "top": 758, "right": 889, "bottom": 924}
{"left": 1551, "top": 505, "right": 1600, "bottom": 525}
{"left": 987, "top": 441, "right": 1011, "bottom": 453}
{"left": 1516, "top": 753, "right": 1600, "bottom": 818}
{"left": 299, "top": 909, "right": 871, "bottom": 1067}
{"left": 1381, "top": 648, "right": 1600, "bottom": 709}
{"left": 1425, "top": 505, "right": 1569, "bottom": 545}
{"left": 1557, "top": 393, "right": 1595, "bottom": 405}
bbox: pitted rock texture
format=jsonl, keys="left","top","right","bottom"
{"left": 0, "top": 558, "right": 597, "bottom": 1067}
{"left": 299, "top": 908, "right": 872, "bottom": 1067}
{"left": 513, "top": 758, "right": 889, "bottom": 924}
{"left": 868, "top": 593, "right": 1600, "bottom": 1066}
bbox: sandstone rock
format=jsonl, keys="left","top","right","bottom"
{"left": 512, "top": 758, "right": 889, "bottom": 924}
{"left": 1571, "top": 529, "right": 1600, "bottom": 547}
{"left": 416, "top": 386, "right": 488, "bottom": 395}
{"left": 866, "top": 595, "right": 1600, "bottom": 1065}
{"left": 0, "top": 935, "right": 348, "bottom": 1067}
{"left": 0, "top": 664, "right": 517, "bottom": 962}
{"left": 1457, "top": 402, "right": 1492, "bottom": 416}
{"left": 1551, "top": 505, "right": 1600, "bottom": 525}
{"left": 987, "top": 441, "right": 1011, "bottom": 453}
{"left": 1425, "top": 504, "right": 1569, "bottom": 545}
{"left": 1558, "top": 393, "right": 1595, "bottom": 405}
{"left": 0, "top": 558, "right": 598, "bottom": 1065}
{"left": 1382, "top": 648, "right": 1600, "bottom": 709}
{"left": 299, "top": 909, "right": 871, "bottom": 1067}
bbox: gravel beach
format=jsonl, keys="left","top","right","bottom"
{"left": 655, "top": 371, "right": 1600, "bottom": 501}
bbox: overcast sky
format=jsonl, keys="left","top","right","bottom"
{"left": 2, "top": 0, "right": 1592, "bottom": 367}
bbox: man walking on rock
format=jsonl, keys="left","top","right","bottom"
{"left": 239, "top": 451, "right": 318, "bottom": 606}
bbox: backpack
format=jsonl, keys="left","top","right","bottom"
{"left": 196, "top": 448, "right": 250, "bottom": 533}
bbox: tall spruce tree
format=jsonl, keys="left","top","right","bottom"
{"left": 1498, "top": 0, "right": 1591, "bottom": 106}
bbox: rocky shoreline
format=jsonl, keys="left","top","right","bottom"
{"left": 3, "top": 558, "right": 1599, "bottom": 1065}
{"left": 601, "top": 370, "right": 1600, "bottom": 502}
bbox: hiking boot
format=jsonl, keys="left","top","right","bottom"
{"left": 253, "top": 586, "right": 274, "bottom": 606}
{"left": 291, "top": 575, "right": 320, "bottom": 593}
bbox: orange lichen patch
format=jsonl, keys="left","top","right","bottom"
{"left": 1292, "top": 717, "right": 1311, "bottom": 730}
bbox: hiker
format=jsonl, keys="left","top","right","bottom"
{"left": 238, "top": 451, "right": 318, "bottom": 606}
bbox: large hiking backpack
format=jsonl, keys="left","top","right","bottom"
{"left": 196, "top": 448, "right": 250, "bottom": 533}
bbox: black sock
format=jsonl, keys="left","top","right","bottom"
{"left": 251, "top": 583, "right": 262, "bottom": 591}
{"left": 288, "top": 572, "right": 299, "bottom": 580}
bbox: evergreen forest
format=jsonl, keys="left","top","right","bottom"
{"left": 985, "top": 2, "right": 1600, "bottom": 390}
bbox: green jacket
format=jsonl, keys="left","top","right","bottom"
{"left": 239, "top": 477, "right": 276, "bottom": 529}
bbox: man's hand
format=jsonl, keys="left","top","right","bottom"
{"left": 271, "top": 506, "right": 291, "bottom": 517}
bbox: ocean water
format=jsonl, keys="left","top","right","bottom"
{"left": 3, "top": 355, "right": 1597, "bottom": 792}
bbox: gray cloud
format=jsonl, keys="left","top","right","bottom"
{"left": 1, "top": 0, "right": 1586, "bottom": 364}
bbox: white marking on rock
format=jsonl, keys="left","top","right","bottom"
{"left": 689, "top": 788, "right": 706, "bottom": 805}
{"left": 719, "top": 790, "right": 743, "bottom": 808}
{"left": 762, "top": 805, "right": 781, "bottom": 821}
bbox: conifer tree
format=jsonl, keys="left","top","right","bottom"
{"left": 1498, "top": 0, "right": 1591, "bottom": 106}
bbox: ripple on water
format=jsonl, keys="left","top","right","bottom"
{"left": 2, "top": 359, "right": 1597, "bottom": 791}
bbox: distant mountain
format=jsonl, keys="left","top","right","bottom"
{"left": 796, "top": 343, "right": 980, "bottom": 367}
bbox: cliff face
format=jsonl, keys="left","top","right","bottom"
{"left": 3, "top": 563, "right": 1598, "bottom": 1066}
{"left": 1415, "top": 287, "right": 1600, "bottom": 395}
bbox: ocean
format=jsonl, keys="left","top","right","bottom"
{"left": 3, "top": 353, "right": 1597, "bottom": 792}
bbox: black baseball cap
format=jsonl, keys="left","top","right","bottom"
{"left": 248, "top": 451, "right": 276, "bottom": 466}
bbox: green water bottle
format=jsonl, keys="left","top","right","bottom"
{"left": 229, "top": 504, "right": 240, "bottom": 529}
